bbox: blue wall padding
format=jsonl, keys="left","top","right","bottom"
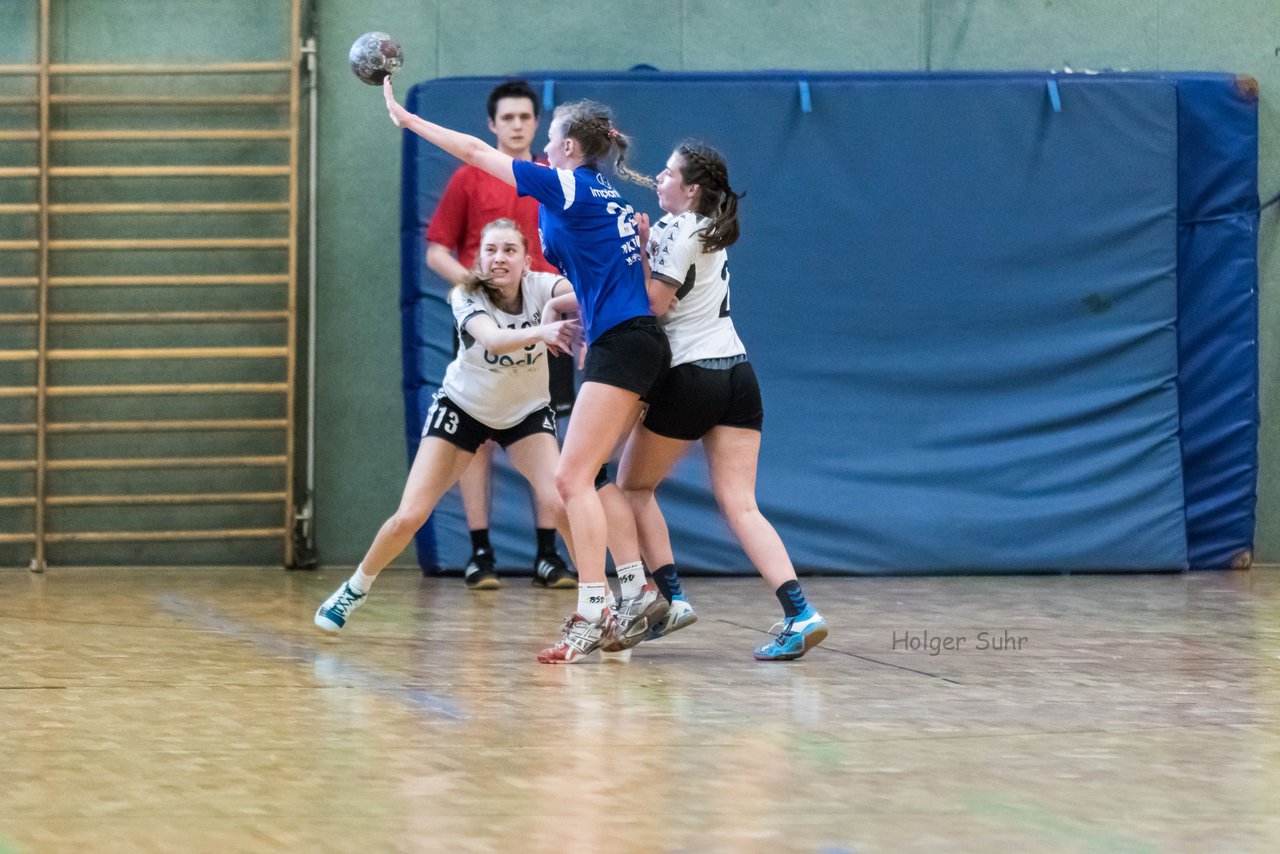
{"left": 398, "top": 71, "right": 1256, "bottom": 574}
{"left": 1169, "top": 75, "right": 1259, "bottom": 570}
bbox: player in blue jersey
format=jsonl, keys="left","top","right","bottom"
{"left": 619, "top": 142, "right": 827, "bottom": 660}
{"left": 384, "top": 81, "right": 670, "bottom": 663}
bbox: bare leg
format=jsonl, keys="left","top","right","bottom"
{"left": 505, "top": 433, "right": 575, "bottom": 562}
{"left": 359, "top": 437, "right": 476, "bottom": 577}
{"left": 458, "top": 440, "right": 494, "bottom": 532}
{"left": 554, "top": 382, "right": 644, "bottom": 585}
{"left": 617, "top": 425, "right": 693, "bottom": 570}
{"left": 702, "top": 426, "right": 796, "bottom": 589}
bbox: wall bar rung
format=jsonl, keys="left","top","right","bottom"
{"left": 0, "top": 97, "right": 36, "bottom": 105}
{"left": 50, "top": 311, "right": 290, "bottom": 324}
{"left": 0, "top": 350, "right": 37, "bottom": 361}
{"left": 0, "top": 278, "right": 40, "bottom": 287}
{"left": 0, "top": 168, "right": 41, "bottom": 177}
{"left": 0, "top": 460, "right": 37, "bottom": 471}
{"left": 48, "top": 419, "right": 288, "bottom": 433}
{"left": 50, "top": 202, "right": 290, "bottom": 214}
{"left": 0, "top": 313, "right": 39, "bottom": 323}
{"left": 0, "top": 131, "right": 40, "bottom": 141}
{"left": 0, "top": 387, "right": 36, "bottom": 398}
{"left": 49, "top": 94, "right": 290, "bottom": 106}
{"left": 51, "top": 129, "right": 291, "bottom": 141}
{"left": 50, "top": 274, "right": 288, "bottom": 287}
{"left": 48, "top": 382, "right": 288, "bottom": 396}
{"left": 50, "top": 165, "right": 291, "bottom": 177}
{"left": 47, "top": 455, "right": 287, "bottom": 470}
{"left": 50, "top": 238, "right": 289, "bottom": 250}
{"left": 45, "top": 528, "right": 286, "bottom": 543}
{"left": 48, "top": 491, "right": 287, "bottom": 506}
{"left": 0, "top": 423, "right": 36, "bottom": 434}
{"left": 50, "top": 62, "right": 292, "bottom": 75}
{"left": 0, "top": 240, "right": 39, "bottom": 250}
{"left": 0, "top": 65, "right": 38, "bottom": 75}
{"left": 0, "top": 204, "right": 41, "bottom": 214}
{"left": 0, "top": 497, "right": 37, "bottom": 507}
{"left": 0, "top": 533, "right": 37, "bottom": 544}
{"left": 47, "top": 346, "right": 288, "bottom": 360}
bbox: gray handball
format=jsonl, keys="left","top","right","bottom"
{"left": 349, "top": 32, "right": 403, "bottom": 86}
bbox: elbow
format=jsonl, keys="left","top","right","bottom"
{"left": 459, "top": 138, "right": 488, "bottom": 168}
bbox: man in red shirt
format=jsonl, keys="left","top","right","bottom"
{"left": 425, "top": 79, "right": 576, "bottom": 591}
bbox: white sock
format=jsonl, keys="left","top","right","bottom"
{"left": 577, "top": 582, "right": 608, "bottom": 621}
{"left": 349, "top": 564, "right": 377, "bottom": 595}
{"left": 616, "top": 561, "right": 645, "bottom": 599}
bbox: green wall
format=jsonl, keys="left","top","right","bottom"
{"left": 7, "top": 1, "right": 1270, "bottom": 567}
{"left": 314, "top": 1, "right": 1279, "bottom": 567}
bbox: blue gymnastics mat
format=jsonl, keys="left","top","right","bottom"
{"left": 398, "top": 71, "right": 1258, "bottom": 574}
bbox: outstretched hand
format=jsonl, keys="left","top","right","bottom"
{"left": 540, "top": 318, "right": 582, "bottom": 357}
{"left": 383, "top": 77, "right": 406, "bottom": 128}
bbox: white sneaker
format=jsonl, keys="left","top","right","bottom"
{"left": 315, "top": 581, "right": 366, "bottom": 633}
{"left": 645, "top": 597, "right": 698, "bottom": 641}
{"left": 536, "top": 609, "right": 617, "bottom": 664}
{"left": 601, "top": 585, "right": 667, "bottom": 652}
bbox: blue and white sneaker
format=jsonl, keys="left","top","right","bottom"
{"left": 315, "top": 581, "right": 367, "bottom": 633}
{"left": 645, "top": 597, "right": 698, "bottom": 641}
{"left": 753, "top": 606, "right": 827, "bottom": 661}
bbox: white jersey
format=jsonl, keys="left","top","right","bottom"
{"left": 646, "top": 212, "right": 746, "bottom": 367}
{"left": 441, "top": 271, "right": 565, "bottom": 429}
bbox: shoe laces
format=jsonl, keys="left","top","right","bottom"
{"left": 331, "top": 584, "right": 362, "bottom": 615}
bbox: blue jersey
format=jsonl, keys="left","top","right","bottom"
{"left": 512, "top": 160, "right": 651, "bottom": 344}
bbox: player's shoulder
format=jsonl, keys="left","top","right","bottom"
{"left": 450, "top": 284, "right": 486, "bottom": 309}
{"left": 523, "top": 271, "right": 562, "bottom": 290}
{"left": 660, "top": 211, "right": 705, "bottom": 240}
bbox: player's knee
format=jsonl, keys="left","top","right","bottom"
{"left": 535, "top": 483, "right": 566, "bottom": 520}
{"left": 555, "top": 468, "right": 588, "bottom": 504}
{"left": 715, "top": 490, "right": 758, "bottom": 522}
{"left": 388, "top": 508, "right": 428, "bottom": 537}
{"left": 619, "top": 481, "right": 653, "bottom": 511}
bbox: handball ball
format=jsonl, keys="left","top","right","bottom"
{"left": 349, "top": 32, "right": 403, "bottom": 86}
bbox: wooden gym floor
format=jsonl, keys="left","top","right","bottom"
{"left": 1, "top": 566, "right": 1278, "bottom": 853}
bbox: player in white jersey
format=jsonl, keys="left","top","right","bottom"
{"left": 618, "top": 143, "right": 828, "bottom": 661}
{"left": 315, "top": 220, "right": 580, "bottom": 633}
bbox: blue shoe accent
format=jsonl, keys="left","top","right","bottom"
{"left": 315, "top": 581, "right": 366, "bottom": 633}
{"left": 754, "top": 607, "right": 827, "bottom": 661}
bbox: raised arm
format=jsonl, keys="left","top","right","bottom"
{"left": 384, "top": 78, "right": 515, "bottom": 186}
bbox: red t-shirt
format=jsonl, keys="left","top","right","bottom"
{"left": 425, "top": 160, "right": 557, "bottom": 274}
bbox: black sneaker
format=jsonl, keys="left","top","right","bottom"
{"left": 531, "top": 552, "right": 576, "bottom": 589}
{"left": 464, "top": 551, "right": 500, "bottom": 590}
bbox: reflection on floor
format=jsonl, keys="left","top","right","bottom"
{"left": 1, "top": 567, "right": 1278, "bottom": 853}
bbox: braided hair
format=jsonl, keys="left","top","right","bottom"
{"left": 675, "top": 142, "right": 741, "bottom": 253}
{"left": 553, "top": 100, "right": 653, "bottom": 188}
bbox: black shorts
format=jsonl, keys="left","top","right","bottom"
{"left": 548, "top": 351, "right": 576, "bottom": 415}
{"left": 582, "top": 316, "right": 670, "bottom": 402}
{"left": 422, "top": 393, "right": 558, "bottom": 454}
{"left": 643, "top": 359, "right": 764, "bottom": 441}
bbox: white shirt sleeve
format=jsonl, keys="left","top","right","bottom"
{"left": 650, "top": 215, "right": 698, "bottom": 289}
{"left": 450, "top": 286, "right": 488, "bottom": 333}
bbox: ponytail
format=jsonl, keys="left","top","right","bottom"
{"left": 676, "top": 142, "right": 742, "bottom": 252}
{"left": 554, "top": 100, "right": 654, "bottom": 188}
